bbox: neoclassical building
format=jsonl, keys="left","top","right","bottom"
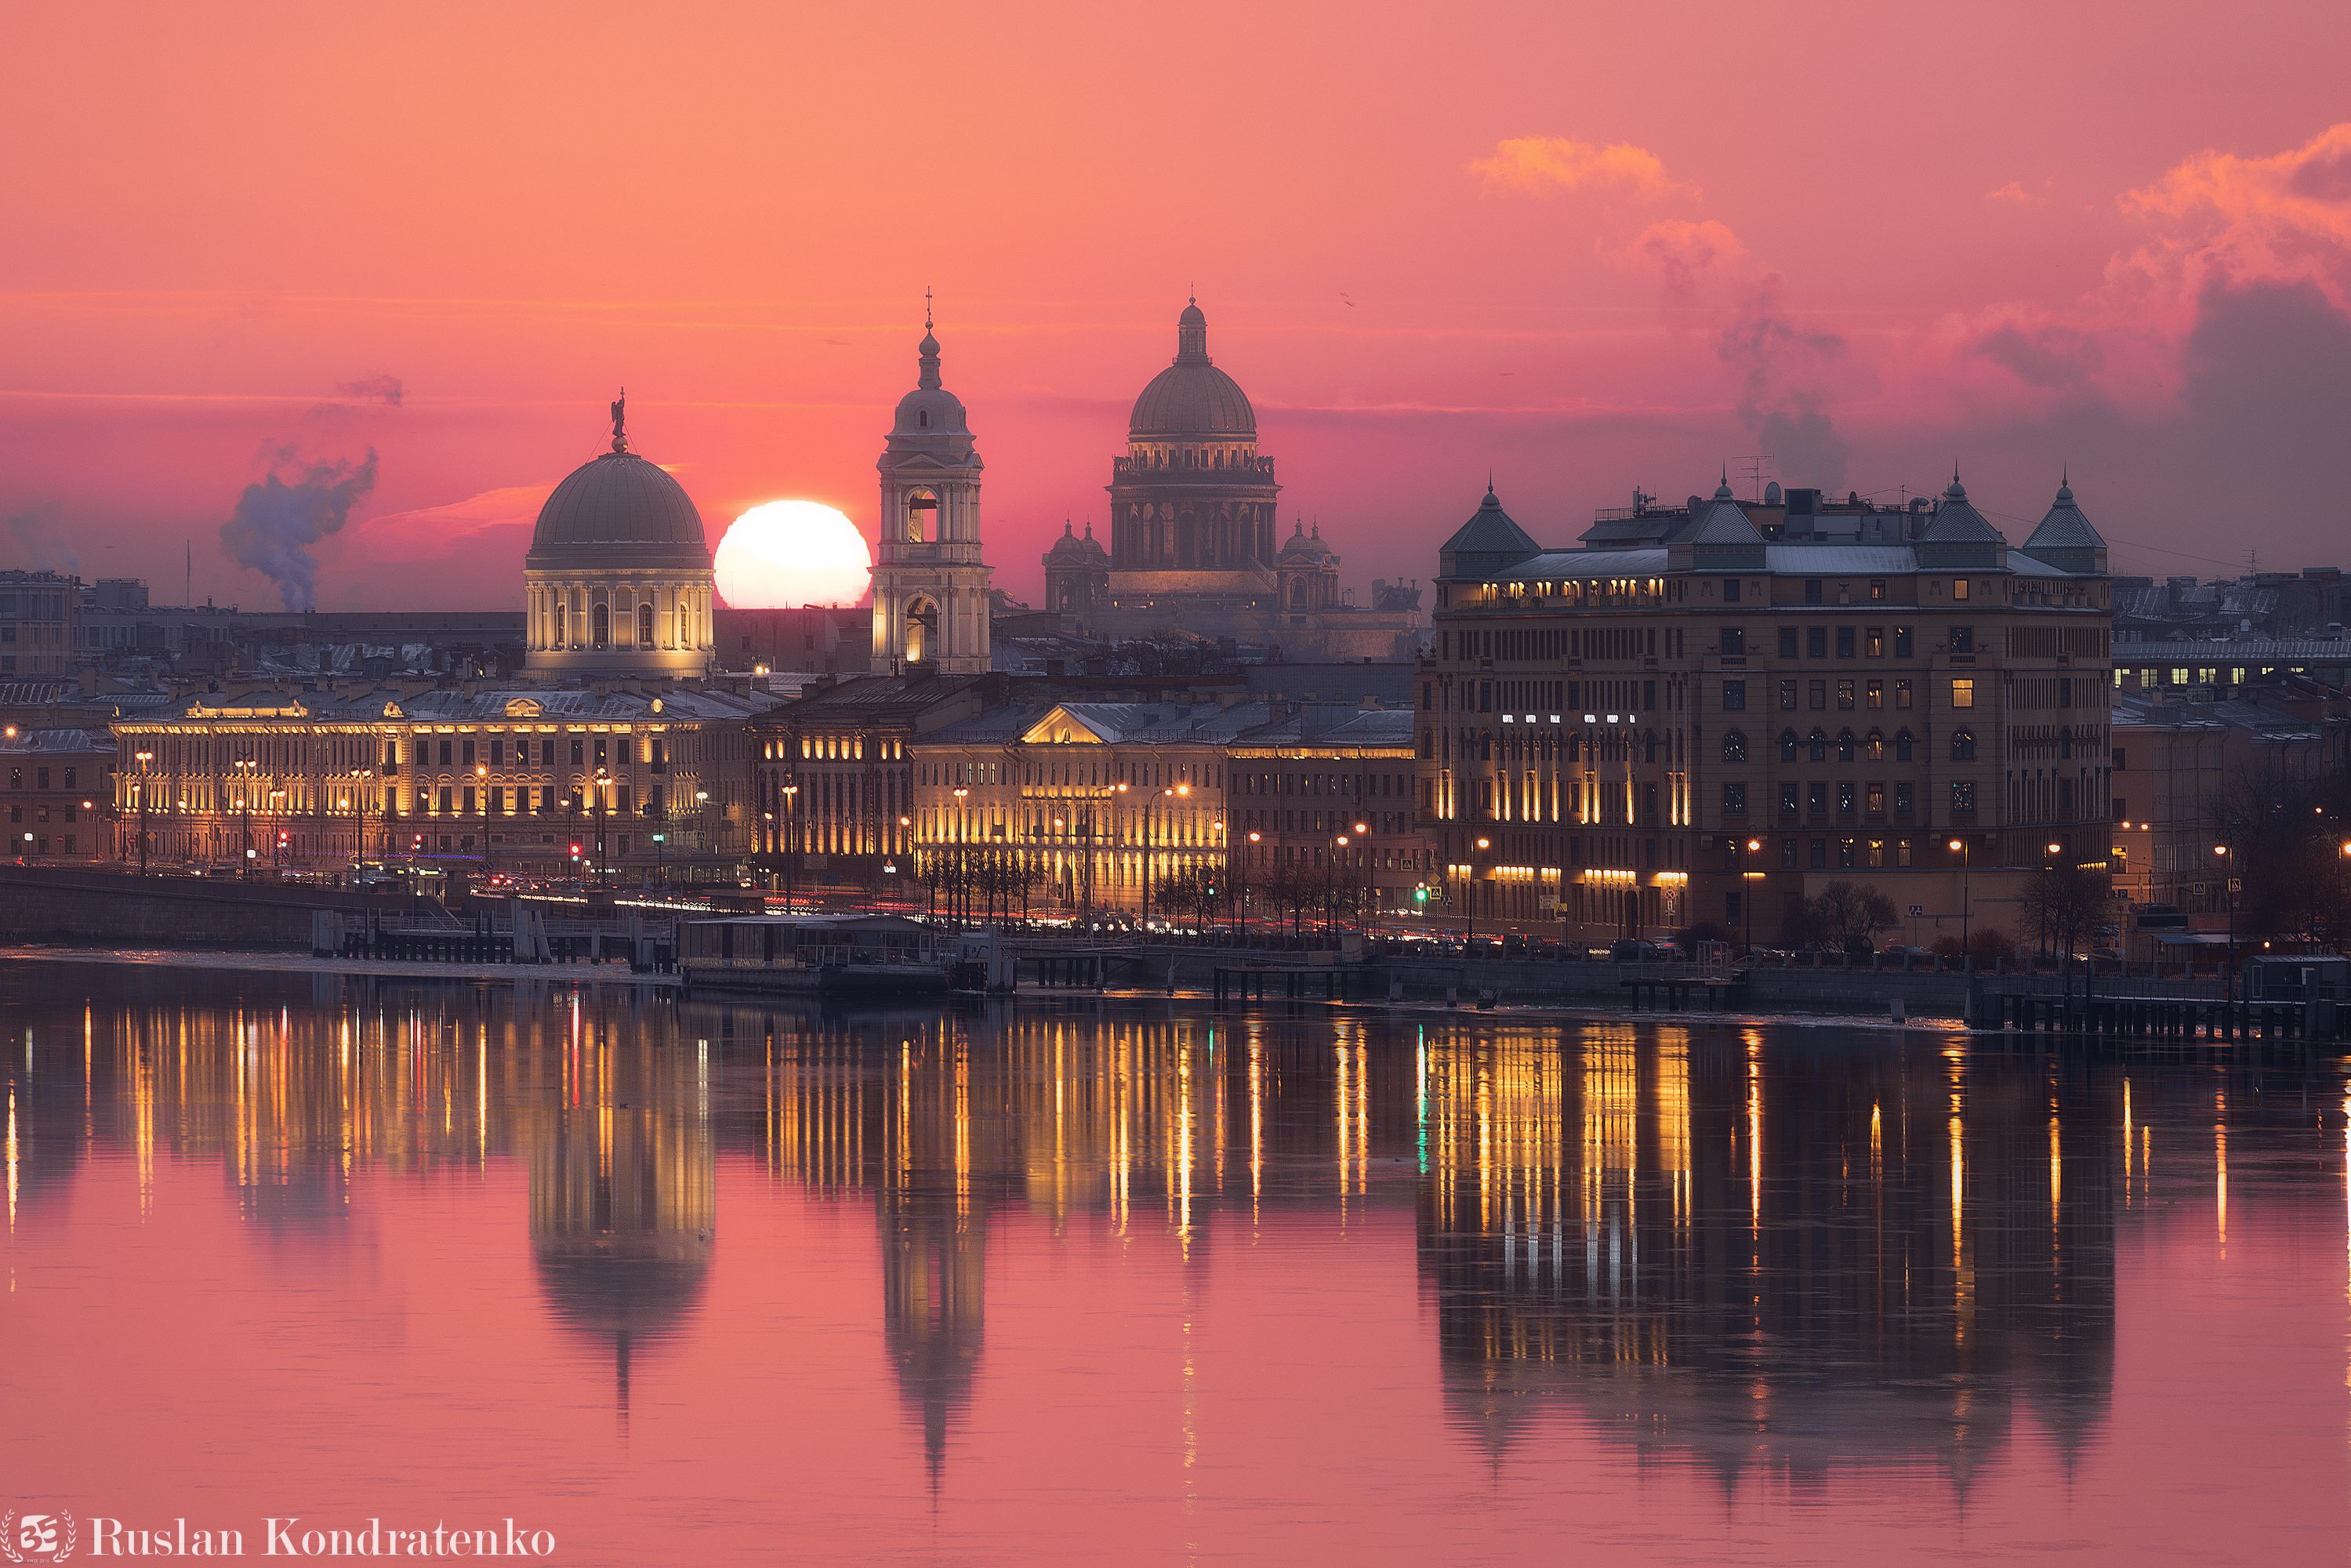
{"left": 524, "top": 396, "right": 717, "bottom": 679}
{"left": 871, "top": 316, "right": 992, "bottom": 676}
{"left": 113, "top": 398, "right": 774, "bottom": 880}
{"left": 1058, "top": 298, "right": 1419, "bottom": 659}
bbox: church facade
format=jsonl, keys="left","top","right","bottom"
{"left": 1049, "top": 299, "right": 1420, "bottom": 661}
{"left": 871, "top": 314, "right": 992, "bottom": 676}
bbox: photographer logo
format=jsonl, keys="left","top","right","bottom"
{"left": 0, "top": 1510, "right": 76, "bottom": 1564}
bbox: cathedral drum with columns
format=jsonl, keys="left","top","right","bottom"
{"left": 872, "top": 314, "right": 992, "bottom": 676}
{"left": 524, "top": 395, "right": 717, "bottom": 680}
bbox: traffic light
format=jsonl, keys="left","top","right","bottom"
{"left": 569, "top": 844, "right": 582, "bottom": 858}
{"left": 1413, "top": 884, "right": 1430, "bottom": 904}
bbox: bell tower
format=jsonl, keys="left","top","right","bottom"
{"left": 872, "top": 299, "right": 991, "bottom": 676}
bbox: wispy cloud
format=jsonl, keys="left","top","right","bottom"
{"left": 1986, "top": 180, "right": 2047, "bottom": 206}
{"left": 1600, "top": 219, "right": 1749, "bottom": 300}
{"left": 1471, "top": 136, "right": 1696, "bottom": 202}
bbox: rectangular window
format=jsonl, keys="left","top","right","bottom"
{"left": 1837, "top": 782, "right": 1856, "bottom": 818}
{"left": 1807, "top": 782, "right": 1828, "bottom": 818}
{"left": 1867, "top": 781, "right": 1885, "bottom": 815}
{"left": 569, "top": 738, "right": 584, "bottom": 765}
{"left": 461, "top": 738, "right": 476, "bottom": 766}
{"left": 1807, "top": 627, "right": 1827, "bottom": 659}
{"left": 1805, "top": 579, "right": 1823, "bottom": 605}
{"left": 1865, "top": 627, "right": 1884, "bottom": 658}
{"left": 1951, "top": 625, "right": 1975, "bottom": 655}
{"left": 1778, "top": 628, "right": 1798, "bottom": 659}
{"left": 1779, "top": 782, "right": 1799, "bottom": 819}
{"left": 1895, "top": 626, "right": 1914, "bottom": 658}
{"left": 1895, "top": 679, "right": 1914, "bottom": 710}
{"left": 2059, "top": 677, "right": 2073, "bottom": 707}
{"left": 1723, "top": 680, "right": 1747, "bottom": 711}
{"left": 1722, "top": 782, "right": 1747, "bottom": 815}
{"left": 1869, "top": 579, "right": 1886, "bottom": 602}
{"left": 1809, "top": 680, "right": 1827, "bottom": 710}
{"left": 1951, "top": 779, "right": 1976, "bottom": 814}
{"left": 1719, "top": 627, "right": 1745, "bottom": 655}
{"left": 1781, "top": 837, "right": 1798, "bottom": 869}
{"left": 1953, "top": 579, "right": 1971, "bottom": 601}
{"left": 1866, "top": 679, "right": 1884, "bottom": 710}
{"left": 1950, "top": 678, "right": 1975, "bottom": 709}
{"left": 1839, "top": 837, "right": 1858, "bottom": 869}
{"left": 437, "top": 786, "right": 452, "bottom": 815}
{"left": 1837, "top": 680, "right": 1856, "bottom": 710}
{"left": 1723, "top": 579, "right": 1742, "bottom": 603}
{"left": 462, "top": 786, "right": 476, "bottom": 815}
{"left": 1809, "top": 837, "right": 1827, "bottom": 869}
{"left": 1836, "top": 626, "right": 1856, "bottom": 659}
{"left": 1778, "top": 680, "right": 1798, "bottom": 711}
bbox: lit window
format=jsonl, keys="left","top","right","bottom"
{"left": 1950, "top": 678, "right": 1975, "bottom": 709}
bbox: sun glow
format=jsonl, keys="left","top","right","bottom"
{"left": 714, "top": 499, "right": 872, "bottom": 608}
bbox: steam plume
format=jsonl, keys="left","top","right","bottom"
{"left": 219, "top": 448, "right": 378, "bottom": 612}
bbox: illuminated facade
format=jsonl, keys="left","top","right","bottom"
{"left": 111, "top": 684, "right": 770, "bottom": 877}
{"left": 909, "top": 699, "right": 1263, "bottom": 918}
{"left": 523, "top": 399, "right": 717, "bottom": 680}
{"left": 871, "top": 313, "right": 992, "bottom": 677}
{"left": 1421, "top": 476, "right": 2114, "bottom": 944}
{"left": 1226, "top": 706, "right": 1430, "bottom": 920}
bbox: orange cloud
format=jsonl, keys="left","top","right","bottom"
{"left": 1986, "top": 180, "right": 2046, "bottom": 205}
{"left": 2119, "top": 122, "right": 2351, "bottom": 303}
{"left": 1471, "top": 136, "right": 1695, "bottom": 202}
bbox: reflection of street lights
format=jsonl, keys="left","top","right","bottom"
{"left": 1949, "top": 837, "right": 1971, "bottom": 956}
{"left": 133, "top": 750, "right": 154, "bottom": 874}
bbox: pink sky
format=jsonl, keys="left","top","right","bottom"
{"left": 4, "top": 2, "right": 2350, "bottom": 610}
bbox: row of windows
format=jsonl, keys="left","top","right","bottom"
{"left": 1722, "top": 625, "right": 1928, "bottom": 659}
{"left": 5, "top": 766, "right": 85, "bottom": 790}
{"left": 1724, "top": 677, "right": 1975, "bottom": 711}
{"left": 1719, "top": 782, "right": 1977, "bottom": 822}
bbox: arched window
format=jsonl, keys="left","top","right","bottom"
{"left": 1807, "top": 728, "right": 1828, "bottom": 763}
{"left": 905, "top": 488, "right": 938, "bottom": 543}
{"left": 1722, "top": 730, "right": 1747, "bottom": 764}
{"left": 638, "top": 602, "right": 655, "bottom": 646}
{"left": 675, "top": 600, "right": 689, "bottom": 648}
{"left": 1895, "top": 728, "right": 1914, "bottom": 762}
{"left": 1951, "top": 728, "right": 1976, "bottom": 761}
{"left": 1779, "top": 729, "right": 1799, "bottom": 763}
{"left": 553, "top": 601, "right": 568, "bottom": 648}
{"left": 905, "top": 596, "right": 938, "bottom": 665}
{"left": 1865, "top": 728, "right": 1885, "bottom": 761}
{"left": 590, "top": 602, "right": 609, "bottom": 649}
{"left": 1836, "top": 728, "right": 1856, "bottom": 763}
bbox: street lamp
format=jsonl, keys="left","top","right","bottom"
{"left": 775, "top": 784, "right": 796, "bottom": 910}
{"left": 1740, "top": 837, "right": 1762, "bottom": 956}
{"left": 2214, "top": 842, "right": 2237, "bottom": 1007}
{"left": 1949, "top": 837, "right": 1972, "bottom": 956}
{"left": 233, "top": 757, "right": 258, "bottom": 878}
{"left": 1468, "top": 835, "right": 1490, "bottom": 949}
{"left": 1352, "top": 819, "right": 1370, "bottom": 935}
{"left": 133, "top": 750, "right": 154, "bottom": 874}
{"left": 1239, "top": 829, "right": 1260, "bottom": 943}
{"left": 952, "top": 786, "right": 970, "bottom": 928}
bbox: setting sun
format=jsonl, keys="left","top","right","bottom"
{"left": 713, "top": 499, "right": 871, "bottom": 608}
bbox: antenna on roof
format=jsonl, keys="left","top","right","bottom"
{"left": 1736, "top": 454, "right": 1774, "bottom": 502}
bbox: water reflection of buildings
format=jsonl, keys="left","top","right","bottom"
{"left": 1416, "top": 1023, "right": 2119, "bottom": 1488}
{"left": 528, "top": 996, "right": 716, "bottom": 1431}
{"left": 11, "top": 967, "right": 2258, "bottom": 1495}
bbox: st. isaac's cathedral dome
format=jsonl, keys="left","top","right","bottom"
{"left": 1128, "top": 299, "right": 1256, "bottom": 440}
{"left": 523, "top": 394, "right": 717, "bottom": 678}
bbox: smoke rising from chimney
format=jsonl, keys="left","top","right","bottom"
{"left": 218, "top": 448, "right": 378, "bottom": 612}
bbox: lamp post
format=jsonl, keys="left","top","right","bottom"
{"left": 1351, "top": 819, "right": 1370, "bottom": 936}
{"left": 775, "top": 784, "right": 796, "bottom": 911}
{"left": 952, "top": 786, "right": 970, "bottom": 929}
{"left": 897, "top": 815, "right": 912, "bottom": 913}
{"left": 1949, "top": 837, "right": 1971, "bottom": 957}
{"left": 1468, "top": 835, "right": 1490, "bottom": 949}
{"left": 134, "top": 750, "right": 154, "bottom": 874}
{"left": 349, "top": 767, "right": 375, "bottom": 866}
{"left": 233, "top": 757, "right": 256, "bottom": 879}
{"left": 269, "top": 788, "right": 286, "bottom": 875}
{"left": 2214, "top": 841, "right": 2237, "bottom": 1009}
{"left": 1740, "top": 837, "right": 1762, "bottom": 956}
{"left": 1239, "top": 829, "right": 1260, "bottom": 944}
{"left": 1142, "top": 783, "right": 1189, "bottom": 931}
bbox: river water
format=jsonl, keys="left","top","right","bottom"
{"left": 0, "top": 959, "right": 2342, "bottom": 1563}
